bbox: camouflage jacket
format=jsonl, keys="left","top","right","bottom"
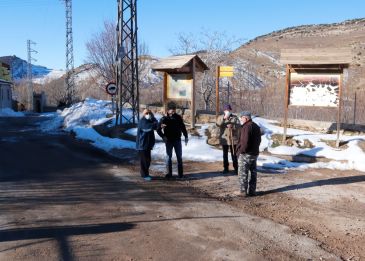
{"left": 216, "top": 114, "right": 241, "bottom": 146}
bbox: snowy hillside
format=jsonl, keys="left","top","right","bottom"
{"left": 0, "top": 55, "right": 53, "bottom": 81}
{"left": 33, "top": 69, "right": 65, "bottom": 84}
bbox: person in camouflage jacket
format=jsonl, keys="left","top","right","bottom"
{"left": 216, "top": 104, "right": 241, "bottom": 174}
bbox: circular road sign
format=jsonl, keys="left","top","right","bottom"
{"left": 106, "top": 82, "right": 117, "bottom": 96}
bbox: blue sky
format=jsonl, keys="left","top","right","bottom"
{"left": 1, "top": 0, "right": 364, "bottom": 69}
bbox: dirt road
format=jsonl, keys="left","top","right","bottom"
{"left": 0, "top": 116, "right": 352, "bottom": 260}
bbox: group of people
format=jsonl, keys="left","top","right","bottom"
{"left": 136, "top": 102, "right": 261, "bottom": 197}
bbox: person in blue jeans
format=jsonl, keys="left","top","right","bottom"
{"left": 136, "top": 109, "right": 158, "bottom": 181}
{"left": 157, "top": 102, "right": 188, "bottom": 179}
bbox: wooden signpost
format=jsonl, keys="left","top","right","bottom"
{"left": 280, "top": 48, "right": 351, "bottom": 148}
{"left": 216, "top": 65, "right": 234, "bottom": 118}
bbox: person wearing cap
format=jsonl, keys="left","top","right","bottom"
{"left": 216, "top": 104, "right": 241, "bottom": 174}
{"left": 136, "top": 109, "right": 158, "bottom": 181}
{"left": 157, "top": 102, "right": 188, "bottom": 179}
{"left": 236, "top": 111, "right": 261, "bottom": 196}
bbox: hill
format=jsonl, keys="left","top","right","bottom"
{"left": 0, "top": 55, "right": 53, "bottom": 81}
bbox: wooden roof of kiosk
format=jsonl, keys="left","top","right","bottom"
{"left": 151, "top": 55, "right": 208, "bottom": 129}
{"left": 280, "top": 48, "right": 352, "bottom": 65}
{"left": 151, "top": 54, "right": 209, "bottom": 73}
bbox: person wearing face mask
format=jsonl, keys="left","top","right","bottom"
{"left": 236, "top": 111, "right": 261, "bottom": 197}
{"left": 216, "top": 104, "right": 241, "bottom": 174}
{"left": 136, "top": 109, "right": 158, "bottom": 181}
{"left": 157, "top": 102, "right": 188, "bottom": 179}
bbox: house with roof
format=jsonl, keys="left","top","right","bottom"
{"left": 0, "top": 62, "right": 13, "bottom": 109}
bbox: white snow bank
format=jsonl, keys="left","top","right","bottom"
{"left": 0, "top": 108, "right": 25, "bottom": 117}
{"left": 39, "top": 98, "right": 365, "bottom": 172}
{"left": 254, "top": 117, "right": 365, "bottom": 172}
{"left": 40, "top": 98, "right": 134, "bottom": 151}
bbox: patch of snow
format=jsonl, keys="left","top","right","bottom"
{"left": 33, "top": 69, "right": 65, "bottom": 84}
{"left": 0, "top": 108, "right": 25, "bottom": 117}
{"left": 39, "top": 98, "right": 365, "bottom": 173}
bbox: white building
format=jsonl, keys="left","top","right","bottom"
{"left": 0, "top": 79, "right": 13, "bottom": 109}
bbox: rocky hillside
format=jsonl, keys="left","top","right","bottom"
{"left": 229, "top": 18, "right": 365, "bottom": 91}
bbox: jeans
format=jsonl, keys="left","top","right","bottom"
{"left": 238, "top": 154, "right": 258, "bottom": 195}
{"left": 138, "top": 150, "right": 151, "bottom": 178}
{"left": 222, "top": 144, "right": 238, "bottom": 172}
{"left": 165, "top": 140, "right": 183, "bottom": 176}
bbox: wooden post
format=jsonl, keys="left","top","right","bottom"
{"left": 191, "top": 58, "right": 196, "bottom": 128}
{"left": 282, "top": 65, "right": 290, "bottom": 144}
{"left": 215, "top": 66, "right": 220, "bottom": 118}
{"left": 163, "top": 72, "right": 168, "bottom": 114}
{"left": 336, "top": 70, "right": 343, "bottom": 148}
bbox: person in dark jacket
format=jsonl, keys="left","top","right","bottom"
{"left": 136, "top": 109, "right": 158, "bottom": 181}
{"left": 236, "top": 111, "right": 261, "bottom": 196}
{"left": 157, "top": 102, "right": 188, "bottom": 179}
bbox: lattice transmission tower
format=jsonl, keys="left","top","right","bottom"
{"left": 27, "top": 40, "right": 37, "bottom": 111}
{"left": 116, "top": 0, "right": 139, "bottom": 125}
{"left": 62, "top": 0, "right": 75, "bottom": 105}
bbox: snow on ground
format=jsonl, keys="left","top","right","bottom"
{"left": 253, "top": 117, "right": 365, "bottom": 172}
{"left": 39, "top": 98, "right": 365, "bottom": 172}
{"left": 0, "top": 108, "right": 25, "bottom": 117}
{"left": 40, "top": 98, "right": 134, "bottom": 151}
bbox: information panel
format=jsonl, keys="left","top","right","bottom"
{"left": 166, "top": 73, "right": 192, "bottom": 100}
{"left": 289, "top": 73, "right": 340, "bottom": 107}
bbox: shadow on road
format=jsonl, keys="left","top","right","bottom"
{"left": 0, "top": 222, "right": 135, "bottom": 261}
{"left": 257, "top": 174, "right": 365, "bottom": 196}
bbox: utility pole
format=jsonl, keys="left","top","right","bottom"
{"left": 27, "top": 40, "right": 37, "bottom": 111}
{"left": 61, "top": 0, "right": 75, "bottom": 106}
{"left": 116, "top": 0, "right": 139, "bottom": 125}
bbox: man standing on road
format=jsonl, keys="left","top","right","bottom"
{"left": 157, "top": 102, "right": 189, "bottom": 179}
{"left": 136, "top": 109, "right": 158, "bottom": 181}
{"left": 216, "top": 104, "right": 240, "bottom": 174}
{"left": 236, "top": 111, "right": 261, "bottom": 197}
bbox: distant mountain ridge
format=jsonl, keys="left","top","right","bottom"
{"left": 0, "top": 55, "right": 52, "bottom": 81}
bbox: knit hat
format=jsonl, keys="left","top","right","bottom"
{"left": 167, "top": 102, "right": 177, "bottom": 110}
{"left": 223, "top": 104, "right": 232, "bottom": 111}
{"left": 239, "top": 111, "right": 251, "bottom": 119}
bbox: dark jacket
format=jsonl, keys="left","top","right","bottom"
{"left": 236, "top": 120, "right": 261, "bottom": 156}
{"left": 136, "top": 116, "right": 158, "bottom": 150}
{"left": 157, "top": 113, "right": 188, "bottom": 142}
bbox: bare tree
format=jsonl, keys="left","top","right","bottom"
{"left": 85, "top": 20, "right": 117, "bottom": 83}
{"left": 169, "top": 29, "right": 243, "bottom": 110}
{"left": 85, "top": 20, "right": 151, "bottom": 85}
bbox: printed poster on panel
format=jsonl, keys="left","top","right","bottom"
{"left": 167, "top": 74, "right": 192, "bottom": 100}
{"left": 289, "top": 73, "right": 340, "bottom": 107}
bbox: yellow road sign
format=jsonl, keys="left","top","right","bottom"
{"left": 219, "top": 66, "right": 234, "bottom": 72}
{"left": 219, "top": 71, "right": 234, "bottom": 77}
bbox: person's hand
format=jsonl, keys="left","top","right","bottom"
{"left": 184, "top": 138, "right": 189, "bottom": 146}
{"left": 227, "top": 124, "right": 233, "bottom": 129}
{"left": 161, "top": 124, "right": 167, "bottom": 128}
{"left": 162, "top": 137, "right": 168, "bottom": 143}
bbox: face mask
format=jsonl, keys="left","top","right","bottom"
{"left": 224, "top": 111, "right": 231, "bottom": 117}
{"left": 145, "top": 114, "right": 151, "bottom": 120}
